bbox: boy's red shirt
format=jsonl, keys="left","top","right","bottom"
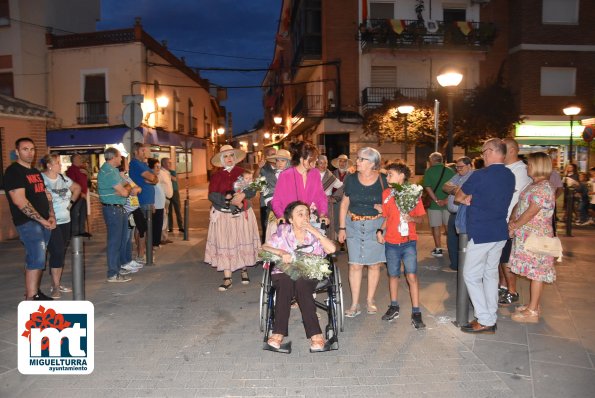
{"left": 381, "top": 188, "right": 426, "bottom": 244}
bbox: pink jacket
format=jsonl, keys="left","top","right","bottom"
{"left": 271, "top": 167, "right": 328, "bottom": 218}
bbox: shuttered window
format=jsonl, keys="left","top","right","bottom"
{"left": 371, "top": 66, "right": 397, "bottom": 87}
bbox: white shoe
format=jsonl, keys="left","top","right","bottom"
{"left": 121, "top": 261, "right": 140, "bottom": 273}
{"left": 130, "top": 260, "right": 144, "bottom": 269}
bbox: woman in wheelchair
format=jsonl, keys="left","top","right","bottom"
{"left": 262, "top": 201, "right": 336, "bottom": 352}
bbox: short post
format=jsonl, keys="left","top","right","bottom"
{"left": 455, "top": 233, "right": 470, "bottom": 326}
{"left": 146, "top": 207, "right": 153, "bottom": 265}
{"left": 565, "top": 185, "right": 573, "bottom": 237}
{"left": 71, "top": 236, "right": 85, "bottom": 300}
{"left": 183, "top": 198, "right": 189, "bottom": 241}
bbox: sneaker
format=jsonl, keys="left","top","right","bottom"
{"left": 411, "top": 312, "right": 426, "bottom": 329}
{"left": 107, "top": 273, "right": 132, "bottom": 283}
{"left": 498, "top": 291, "right": 519, "bottom": 305}
{"left": 431, "top": 248, "right": 443, "bottom": 258}
{"left": 120, "top": 262, "right": 139, "bottom": 273}
{"left": 134, "top": 256, "right": 146, "bottom": 265}
{"left": 33, "top": 290, "right": 54, "bottom": 300}
{"left": 381, "top": 305, "right": 400, "bottom": 321}
{"left": 49, "top": 286, "right": 62, "bottom": 299}
{"left": 119, "top": 268, "right": 133, "bottom": 275}
{"left": 58, "top": 285, "right": 72, "bottom": 293}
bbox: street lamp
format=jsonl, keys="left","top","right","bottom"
{"left": 273, "top": 115, "right": 283, "bottom": 125}
{"left": 563, "top": 105, "right": 581, "bottom": 163}
{"left": 396, "top": 105, "right": 414, "bottom": 163}
{"left": 263, "top": 132, "right": 271, "bottom": 139}
{"left": 217, "top": 127, "right": 225, "bottom": 135}
{"left": 437, "top": 68, "right": 463, "bottom": 162}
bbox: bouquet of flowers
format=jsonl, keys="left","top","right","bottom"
{"left": 233, "top": 175, "right": 268, "bottom": 193}
{"left": 383, "top": 182, "right": 424, "bottom": 236}
{"left": 247, "top": 176, "right": 268, "bottom": 192}
{"left": 259, "top": 250, "right": 332, "bottom": 281}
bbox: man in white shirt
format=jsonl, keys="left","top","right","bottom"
{"left": 159, "top": 159, "right": 174, "bottom": 243}
{"left": 498, "top": 138, "right": 532, "bottom": 305}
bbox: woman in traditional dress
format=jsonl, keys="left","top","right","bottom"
{"left": 316, "top": 155, "right": 342, "bottom": 240}
{"left": 507, "top": 152, "right": 556, "bottom": 323}
{"left": 205, "top": 145, "right": 261, "bottom": 291}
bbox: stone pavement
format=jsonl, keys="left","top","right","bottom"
{"left": 0, "top": 189, "right": 594, "bottom": 397}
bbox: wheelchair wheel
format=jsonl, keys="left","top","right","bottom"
{"left": 259, "top": 266, "right": 271, "bottom": 332}
{"left": 333, "top": 263, "right": 345, "bottom": 332}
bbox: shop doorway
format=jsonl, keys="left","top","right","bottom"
{"left": 321, "top": 133, "right": 350, "bottom": 168}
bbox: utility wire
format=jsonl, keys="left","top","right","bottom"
{"left": 169, "top": 48, "right": 269, "bottom": 62}
{"left": 148, "top": 61, "right": 339, "bottom": 73}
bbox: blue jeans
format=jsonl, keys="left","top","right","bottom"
{"left": 385, "top": 240, "right": 417, "bottom": 277}
{"left": 15, "top": 221, "right": 51, "bottom": 270}
{"left": 447, "top": 213, "right": 459, "bottom": 270}
{"left": 102, "top": 205, "right": 130, "bottom": 277}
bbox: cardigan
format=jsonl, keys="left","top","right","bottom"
{"left": 271, "top": 167, "right": 328, "bottom": 218}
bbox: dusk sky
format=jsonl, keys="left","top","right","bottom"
{"left": 97, "top": 0, "right": 280, "bottom": 135}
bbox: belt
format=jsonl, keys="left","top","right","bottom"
{"left": 102, "top": 203, "right": 124, "bottom": 208}
{"left": 350, "top": 213, "right": 381, "bottom": 221}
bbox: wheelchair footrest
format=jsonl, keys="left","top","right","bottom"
{"left": 263, "top": 341, "right": 292, "bottom": 354}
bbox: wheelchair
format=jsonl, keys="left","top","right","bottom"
{"left": 258, "top": 252, "right": 344, "bottom": 354}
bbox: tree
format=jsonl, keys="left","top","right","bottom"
{"left": 362, "top": 75, "right": 522, "bottom": 151}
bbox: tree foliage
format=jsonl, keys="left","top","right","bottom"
{"left": 362, "top": 76, "right": 522, "bottom": 151}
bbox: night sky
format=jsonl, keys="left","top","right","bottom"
{"left": 97, "top": 0, "right": 280, "bottom": 135}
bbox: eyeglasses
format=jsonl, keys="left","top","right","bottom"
{"left": 481, "top": 148, "right": 493, "bottom": 156}
{"left": 356, "top": 157, "right": 371, "bottom": 162}
{"left": 455, "top": 165, "right": 467, "bottom": 170}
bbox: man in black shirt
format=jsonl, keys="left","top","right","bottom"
{"left": 4, "top": 137, "right": 56, "bottom": 300}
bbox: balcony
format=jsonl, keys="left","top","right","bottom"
{"left": 361, "top": 87, "right": 472, "bottom": 112}
{"left": 77, "top": 101, "right": 109, "bottom": 125}
{"left": 292, "top": 95, "right": 325, "bottom": 120}
{"left": 358, "top": 19, "right": 496, "bottom": 52}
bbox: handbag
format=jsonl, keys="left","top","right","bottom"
{"left": 524, "top": 234, "right": 563, "bottom": 262}
{"left": 423, "top": 166, "right": 447, "bottom": 209}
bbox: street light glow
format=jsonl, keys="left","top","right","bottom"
{"left": 273, "top": 116, "right": 283, "bottom": 125}
{"left": 397, "top": 105, "right": 414, "bottom": 114}
{"left": 563, "top": 106, "right": 581, "bottom": 116}
{"left": 217, "top": 127, "right": 225, "bottom": 135}
{"left": 253, "top": 142, "right": 259, "bottom": 147}
{"left": 437, "top": 70, "right": 463, "bottom": 88}
{"left": 156, "top": 95, "right": 169, "bottom": 109}
{"left": 264, "top": 132, "right": 270, "bottom": 139}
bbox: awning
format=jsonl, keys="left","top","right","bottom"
{"left": 47, "top": 126, "right": 206, "bottom": 149}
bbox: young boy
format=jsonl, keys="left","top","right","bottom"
{"left": 377, "top": 162, "right": 426, "bottom": 329}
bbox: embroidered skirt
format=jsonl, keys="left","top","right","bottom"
{"left": 205, "top": 207, "right": 261, "bottom": 272}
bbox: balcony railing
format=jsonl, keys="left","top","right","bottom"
{"left": 292, "top": 94, "right": 325, "bottom": 119}
{"left": 361, "top": 87, "right": 472, "bottom": 111}
{"left": 358, "top": 19, "right": 496, "bottom": 51}
{"left": 77, "top": 101, "right": 109, "bottom": 125}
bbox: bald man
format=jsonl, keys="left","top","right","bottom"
{"left": 498, "top": 138, "right": 532, "bottom": 306}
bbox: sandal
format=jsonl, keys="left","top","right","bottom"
{"left": 344, "top": 304, "right": 361, "bottom": 318}
{"left": 515, "top": 304, "right": 541, "bottom": 315}
{"left": 511, "top": 308, "right": 539, "bottom": 323}
{"left": 241, "top": 270, "right": 250, "bottom": 285}
{"left": 218, "top": 277, "right": 232, "bottom": 291}
{"left": 367, "top": 301, "right": 378, "bottom": 314}
{"left": 267, "top": 333, "right": 284, "bottom": 349}
{"left": 310, "top": 334, "right": 325, "bottom": 352}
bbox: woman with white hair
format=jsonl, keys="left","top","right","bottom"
{"left": 205, "top": 145, "right": 261, "bottom": 291}
{"left": 338, "top": 147, "right": 388, "bottom": 317}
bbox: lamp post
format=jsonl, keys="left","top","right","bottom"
{"left": 563, "top": 105, "right": 581, "bottom": 164}
{"left": 396, "top": 105, "right": 414, "bottom": 163}
{"left": 437, "top": 68, "right": 463, "bottom": 163}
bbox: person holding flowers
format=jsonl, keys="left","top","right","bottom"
{"left": 262, "top": 201, "right": 336, "bottom": 352}
{"left": 377, "top": 162, "right": 426, "bottom": 328}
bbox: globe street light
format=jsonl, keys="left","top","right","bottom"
{"left": 273, "top": 115, "right": 283, "bottom": 125}
{"left": 396, "top": 105, "right": 414, "bottom": 163}
{"left": 563, "top": 105, "right": 581, "bottom": 164}
{"left": 437, "top": 68, "right": 463, "bottom": 162}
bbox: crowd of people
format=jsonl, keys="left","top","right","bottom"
{"left": 5, "top": 135, "right": 592, "bottom": 347}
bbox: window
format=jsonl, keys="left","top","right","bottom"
{"left": 443, "top": 8, "right": 466, "bottom": 23}
{"left": 370, "top": 2, "right": 394, "bottom": 19}
{"left": 540, "top": 67, "right": 576, "bottom": 96}
{"left": 543, "top": 0, "right": 579, "bottom": 24}
{"left": 79, "top": 73, "right": 107, "bottom": 124}
{"left": 0, "top": 72, "right": 13, "bottom": 96}
{"left": 371, "top": 66, "right": 397, "bottom": 87}
{"left": 0, "top": 0, "right": 9, "bottom": 26}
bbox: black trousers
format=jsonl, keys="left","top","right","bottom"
{"left": 260, "top": 206, "right": 269, "bottom": 243}
{"left": 153, "top": 209, "right": 164, "bottom": 247}
{"left": 70, "top": 198, "right": 87, "bottom": 236}
{"left": 48, "top": 222, "right": 71, "bottom": 268}
{"left": 271, "top": 273, "right": 322, "bottom": 338}
{"left": 168, "top": 190, "right": 184, "bottom": 230}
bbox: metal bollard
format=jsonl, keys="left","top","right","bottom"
{"left": 565, "top": 186, "right": 573, "bottom": 237}
{"left": 183, "top": 198, "right": 189, "bottom": 241}
{"left": 455, "top": 233, "right": 470, "bottom": 327}
{"left": 71, "top": 236, "right": 85, "bottom": 300}
{"left": 146, "top": 207, "right": 153, "bottom": 265}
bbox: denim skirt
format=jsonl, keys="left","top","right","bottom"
{"left": 345, "top": 216, "right": 386, "bottom": 265}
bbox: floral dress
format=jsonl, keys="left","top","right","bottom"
{"left": 509, "top": 180, "right": 556, "bottom": 283}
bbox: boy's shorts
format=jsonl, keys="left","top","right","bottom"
{"left": 385, "top": 240, "right": 417, "bottom": 277}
